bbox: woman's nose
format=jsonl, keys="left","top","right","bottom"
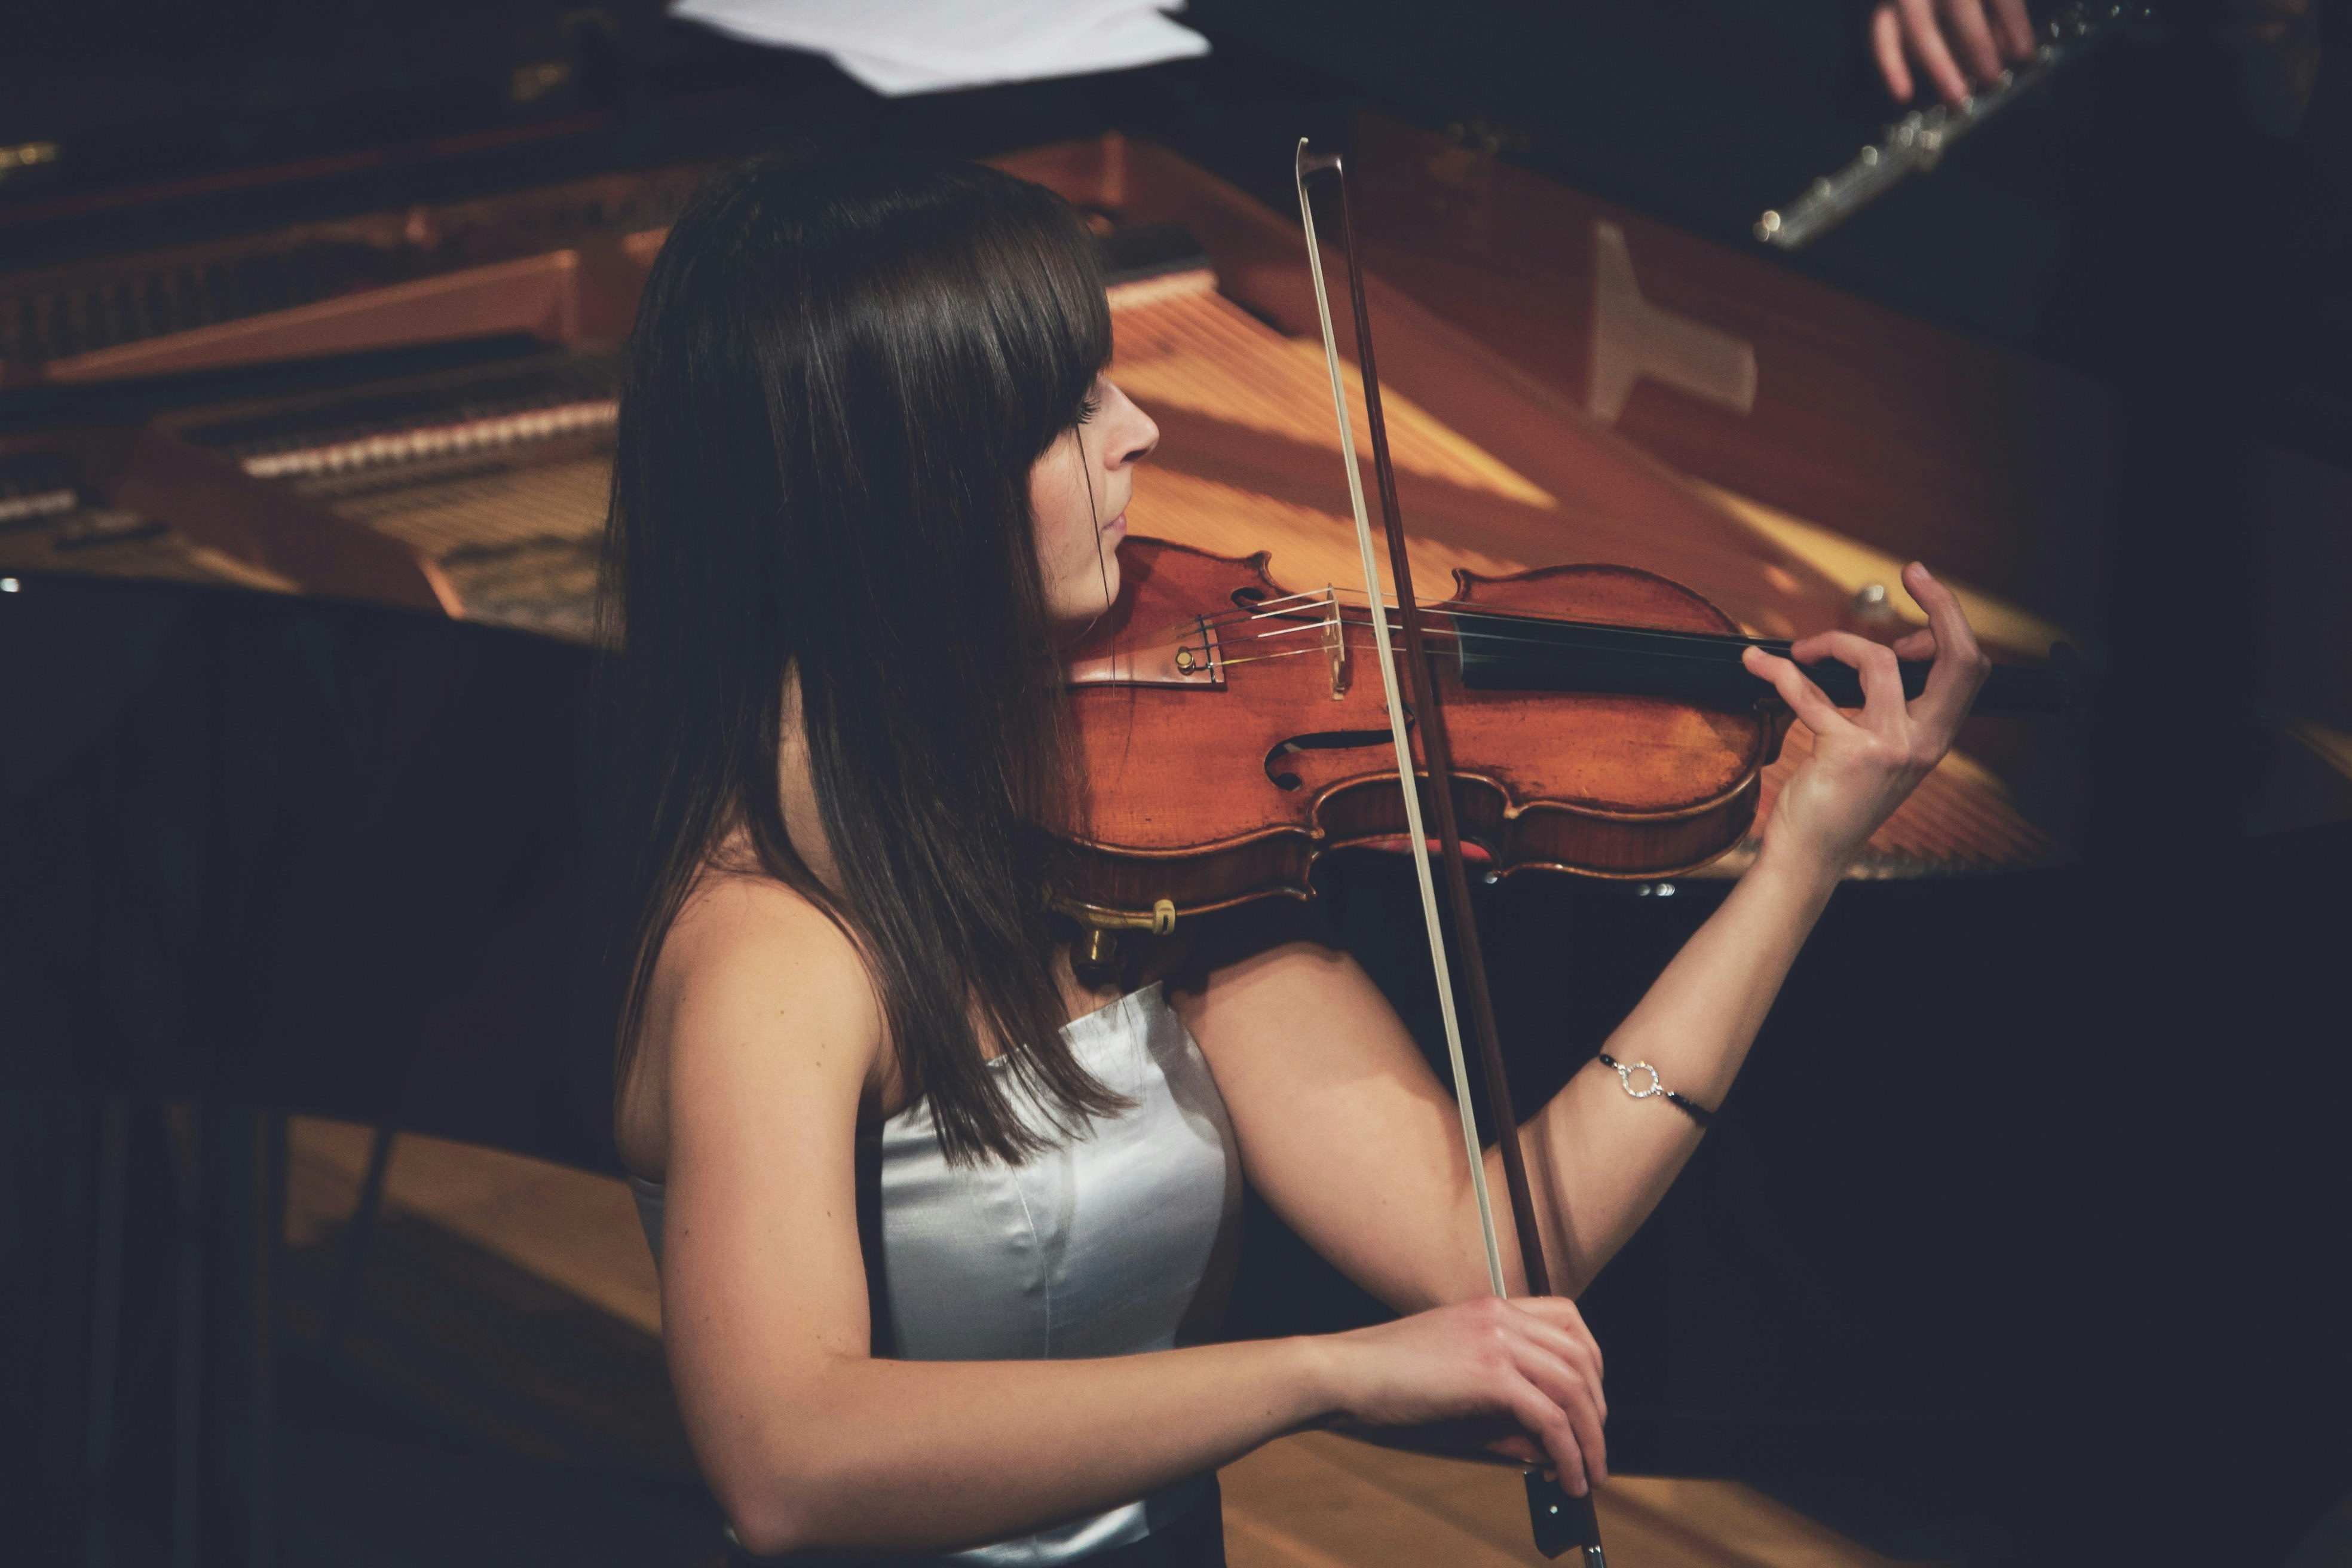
{"left": 1100, "top": 381, "right": 1159, "bottom": 467}
{"left": 1118, "top": 411, "right": 1159, "bottom": 467}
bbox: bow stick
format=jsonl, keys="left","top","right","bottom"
{"left": 1294, "top": 140, "right": 1607, "bottom": 1566}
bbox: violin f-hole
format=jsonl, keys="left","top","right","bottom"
{"left": 1263, "top": 713, "right": 1411, "bottom": 790}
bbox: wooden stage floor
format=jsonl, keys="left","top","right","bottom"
{"left": 281, "top": 1116, "right": 1958, "bottom": 1568}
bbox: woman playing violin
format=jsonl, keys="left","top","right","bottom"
{"left": 582, "top": 154, "right": 1990, "bottom": 1567}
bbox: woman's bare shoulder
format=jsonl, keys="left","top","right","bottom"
{"left": 618, "top": 868, "right": 886, "bottom": 1180}
{"left": 664, "top": 868, "right": 875, "bottom": 1009}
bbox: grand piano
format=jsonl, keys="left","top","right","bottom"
{"left": 5, "top": 6, "right": 2348, "bottom": 1566}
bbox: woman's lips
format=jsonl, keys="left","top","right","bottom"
{"left": 1103, "top": 510, "right": 1128, "bottom": 537}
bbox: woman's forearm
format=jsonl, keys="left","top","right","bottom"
{"left": 1503, "top": 842, "right": 1844, "bottom": 1296}
{"left": 708, "top": 1336, "right": 1335, "bottom": 1557}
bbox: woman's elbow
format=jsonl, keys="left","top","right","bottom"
{"left": 725, "top": 1509, "right": 804, "bottom": 1561}
{"left": 679, "top": 1362, "right": 877, "bottom": 1555}
{"left": 714, "top": 1474, "right": 816, "bottom": 1561}
{"left": 705, "top": 1438, "right": 832, "bottom": 1559}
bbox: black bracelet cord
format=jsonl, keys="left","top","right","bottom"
{"left": 1595, "top": 1053, "right": 1716, "bottom": 1128}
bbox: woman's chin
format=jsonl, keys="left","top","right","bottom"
{"left": 1048, "top": 575, "right": 1120, "bottom": 633}
{"left": 1089, "top": 528, "right": 1125, "bottom": 605}
{"left": 1089, "top": 563, "right": 1123, "bottom": 617}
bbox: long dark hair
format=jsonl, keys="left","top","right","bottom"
{"left": 580, "top": 154, "right": 1125, "bottom": 1166}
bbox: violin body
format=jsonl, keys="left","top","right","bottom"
{"left": 1058, "top": 536, "right": 1783, "bottom": 927}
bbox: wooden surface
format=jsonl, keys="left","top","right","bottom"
{"left": 1222, "top": 1432, "right": 1924, "bottom": 1568}
{"left": 121, "top": 424, "right": 458, "bottom": 612}
{"left": 44, "top": 250, "right": 585, "bottom": 385}
{"left": 286, "top": 1117, "right": 1947, "bottom": 1568}
{"left": 0, "top": 163, "right": 706, "bottom": 381}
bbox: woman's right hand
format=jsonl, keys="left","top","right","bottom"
{"left": 1318, "top": 1295, "right": 1608, "bottom": 1494}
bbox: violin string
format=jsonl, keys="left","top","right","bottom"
{"left": 1225, "top": 619, "right": 1328, "bottom": 645}
{"left": 1138, "top": 587, "right": 1338, "bottom": 644}
{"left": 1202, "top": 626, "right": 1756, "bottom": 679}
{"left": 1407, "top": 619, "right": 2057, "bottom": 694}
{"left": 1316, "top": 591, "right": 1811, "bottom": 657}
{"left": 1211, "top": 582, "right": 1964, "bottom": 666}
{"left": 1166, "top": 591, "right": 1333, "bottom": 633}
{"left": 1225, "top": 599, "right": 2057, "bottom": 684}
{"left": 1356, "top": 622, "right": 1774, "bottom": 669}
{"left": 1205, "top": 610, "right": 1777, "bottom": 669}
{"left": 1158, "top": 580, "right": 1612, "bottom": 642}
{"left": 1153, "top": 598, "right": 1732, "bottom": 667}
{"left": 1200, "top": 644, "right": 1338, "bottom": 670}
{"left": 1180, "top": 612, "right": 2060, "bottom": 699}
{"left": 1151, "top": 591, "right": 1793, "bottom": 670}
{"left": 1182, "top": 588, "right": 1798, "bottom": 662}
{"left": 1336, "top": 620, "right": 2050, "bottom": 690}
{"left": 1154, "top": 580, "right": 2043, "bottom": 688}
{"left": 1189, "top": 598, "right": 1782, "bottom": 664}
{"left": 1117, "top": 520, "right": 2049, "bottom": 693}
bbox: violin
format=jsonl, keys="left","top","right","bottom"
{"left": 1056, "top": 535, "right": 2069, "bottom": 942}
{"left": 1054, "top": 141, "right": 2068, "bottom": 1564}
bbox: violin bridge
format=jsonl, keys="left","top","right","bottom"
{"left": 1323, "top": 586, "right": 1349, "bottom": 700}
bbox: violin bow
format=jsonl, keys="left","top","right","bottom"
{"left": 1294, "top": 140, "right": 1607, "bottom": 1566}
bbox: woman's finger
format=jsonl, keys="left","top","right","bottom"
{"left": 1516, "top": 1346, "right": 1609, "bottom": 1485}
{"left": 1990, "top": 0, "right": 2036, "bottom": 59}
{"left": 1871, "top": 3, "right": 1915, "bottom": 99}
{"left": 1890, "top": 626, "right": 1938, "bottom": 662}
{"left": 1786, "top": 630, "right": 1907, "bottom": 724}
{"left": 1513, "top": 1316, "right": 1607, "bottom": 1426}
{"left": 1484, "top": 1432, "right": 1545, "bottom": 1466}
{"left": 1904, "top": 561, "right": 1980, "bottom": 666}
{"left": 1743, "top": 646, "right": 1846, "bottom": 736}
{"left": 1512, "top": 1296, "right": 1604, "bottom": 1385}
{"left": 1506, "top": 1379, "right": 1591, "bottom": 1496}
{"left": 1897, "top": 0, "right": 1973, "bottom": 104}
{"left": 1936, "top": 0, "right": 2003, "bottom": 84}
{"left": 1902, "top": 562, "right": 1989, "bottom": 735}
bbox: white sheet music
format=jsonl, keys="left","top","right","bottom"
{"left": 670, "top": 0, "right": 1207, "bottom": 96}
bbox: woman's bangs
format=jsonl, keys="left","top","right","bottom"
{"left": 978, "top": 207, "right": 1112, "bottom": 452}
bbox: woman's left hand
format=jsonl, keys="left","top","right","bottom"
{"left": 1739, "top": 562, "right": 1991, "bottom": 875}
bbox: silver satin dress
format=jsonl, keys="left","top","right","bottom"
{"left": 631, "top": 983, "right": 1245, "bottom": 1564}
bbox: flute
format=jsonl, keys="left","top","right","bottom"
{"left": 1756, "top": 2, "right": 2154, "bottom": 250}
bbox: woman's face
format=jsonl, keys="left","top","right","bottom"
{"left": 1028, "top": 376, "right": 1159, "bottom": 627}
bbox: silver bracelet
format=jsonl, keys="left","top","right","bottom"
{"left": 1596, "top": 1053, "right": 1716, "bottom": 1128}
